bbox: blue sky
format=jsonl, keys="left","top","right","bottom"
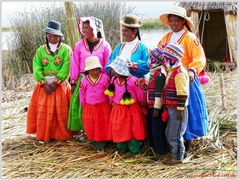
{"left": 2, "top": 2, "right": 175, "bottom": 26}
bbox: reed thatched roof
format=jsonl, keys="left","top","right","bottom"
{"left": 178, "top": 2, "right": 237, "bottom": 15}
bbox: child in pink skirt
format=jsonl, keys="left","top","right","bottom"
{"left": 80, "top": 56, "right": 112, "bottom": 152}
{"left": 106, "top": 56, "right": 146, "bottom": 154}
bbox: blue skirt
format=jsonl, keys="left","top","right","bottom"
{"left": 184, "top": 77, "right": 208, "bottom": 140}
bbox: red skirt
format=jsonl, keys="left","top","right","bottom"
{"left": 110, "top": 103, "right": 146, "bottom": 143}
{"left": 27, "top": 82, "right": 73, "bottom": 142}
{"left": 82, "top": 101, "right": 112, "bottom": 141}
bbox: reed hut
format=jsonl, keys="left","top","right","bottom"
{"left": 179, "top": 2, "right": 237, "bottom": 65}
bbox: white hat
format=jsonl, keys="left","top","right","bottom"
{"left": 84, "top": 56, "right": 102, "bottom": 71}
{"left": 109, "top": 56, "right": 131, "bottom": 76}
{"left": 78, "top": 16, "right": 105, "bottom": 39}
{"left": 159, "top": 6, "right": 193, "bottom": 29}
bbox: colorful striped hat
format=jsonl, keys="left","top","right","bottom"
{"left": 162, "top": 43, "right": 184, "bottom": 68}
{"left": 148, "top": 46, "right": 164, "bottom": 68}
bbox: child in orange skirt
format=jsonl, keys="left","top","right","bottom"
{"left": 106, "top": 56, "right": 146, "bottom": 154}
{"left": 27, "top": 20, "right": 73, "bottom": 143}
{"left": 80, "top": 56, "right": 112, "bottom": 152}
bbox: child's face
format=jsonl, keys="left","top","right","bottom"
{"left": 89, "top": 68, "right": 101, "bottom": 77}
{"left": 165, "top": 57, "right": 179, "bottom": 69}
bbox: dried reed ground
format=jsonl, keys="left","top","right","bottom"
{"left": 2, "top": 71, "right": 237, "bottom": 178}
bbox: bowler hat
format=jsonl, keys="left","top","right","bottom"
{"left": 120, "top": 14, "right": 142, "bottom": 28}
{"left": 42, "top": 20, "right": 64, "bottom": 37}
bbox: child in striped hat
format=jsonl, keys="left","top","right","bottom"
{"left": 161, "top": 43, "right": 189, "bottom": 165}
{"left": 147, "top": 47, "right": 170, "bottom": 160}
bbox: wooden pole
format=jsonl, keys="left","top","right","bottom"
{"left": 220, "top": 73, "right": 226, "bottom": 110}
{"left": 64, "top": 2, "right": 80, "bottom": 48}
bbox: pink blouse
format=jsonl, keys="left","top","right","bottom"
{"left": 112, "top": 76, "right": 145, "bottom": 104}
{"left": 80, "top": 73, "right": 110, "bottom": 106}
{"left": 70, "top": 38, "right": 111, "bottom": 83}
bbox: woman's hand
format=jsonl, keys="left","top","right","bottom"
{"left": 71, "top": 84, "right": 76, "bottom": 94}
{"left": 188, "top": 70, "right": 195, "bottom": 82}
{"left": 42, "top": 84, "right": 52, "bottom": 94}
{"left": 49, "top": 82, "right": 59, "bottom": 92}
{"left": 128, "top": 61, "right": 139, "bottom": 72}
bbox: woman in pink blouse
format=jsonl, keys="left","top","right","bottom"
{"left": 80, "top": 56, "right": 111, "bottom": 152}
{"left": 68, "top": 17, "right": 111, "bottom": 134}
{"left": 106, "top": 56, "right": 146, "bottom": 154}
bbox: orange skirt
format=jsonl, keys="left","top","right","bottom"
{"left": 110, "top": 103, "right": 146, "bottom": 143}
{"left": 82, "top": 101, "right": 112, "bottom": 141}
{"left": 27, "top": 82, "right": 73, "bottom": 142}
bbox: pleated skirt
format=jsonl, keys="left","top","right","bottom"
{"left": 184, "top": 77, "right": 209, "bottom": 140}
{"left": 82, "top": 101, "right": 112, "bottom": 141}
{"left": 110, "top": 103, "right": 146, "bottom": 143}
{"left": 27, "top": 82, "right": 73, "bottom": 142}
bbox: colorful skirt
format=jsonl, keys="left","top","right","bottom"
{"left": 184, "top": 77, "right": 209, "bottom": 140}
{"left": 82, "top": 101, "right": 112, "bottom": 141}
{"left": 67, "top": 76, "right": 83, "bottom": 131}
{"left": 110, "top": 103, "right": 146, "bottom": 143}
{"left": 27, "top": 81, "right": 73, "bottom": 142}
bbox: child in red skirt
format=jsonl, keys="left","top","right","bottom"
{"left": 106, "top": 56, "right": 146, "bottom": 154}
{"left": 80, "top": 56, "right": 112, "bottom": 152}
{"left": 27, "top": 20, "right": 73, "bottom": 143}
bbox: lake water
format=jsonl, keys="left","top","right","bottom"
{"left": 2, "top": 29, "right": 169, "bottom": 50}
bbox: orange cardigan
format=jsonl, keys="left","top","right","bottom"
{"left": 158, "top": 30, "right": 206, "bottom": 74}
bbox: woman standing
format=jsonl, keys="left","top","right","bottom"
{"left": 105, "top": 14, "right": 149, "bottom": 78}
{"left": 68, "top": 17, "right": 111, "bottom": 133}
{"left": 27, "top": 20, "right": 73, "bottom": 143}
{"left": 158, "top": 6, "right": 209, "bottom": 151}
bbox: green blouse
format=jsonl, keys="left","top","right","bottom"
{"left": 33, "top": 43, "right": 72, "bottom": 84}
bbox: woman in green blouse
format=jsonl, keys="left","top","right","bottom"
{"left": 26, "top": 20, "right": 73, "bottom": 143}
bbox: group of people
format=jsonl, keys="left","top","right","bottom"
{"left": 26, "top": 6, "right": 209, "bottom": 165}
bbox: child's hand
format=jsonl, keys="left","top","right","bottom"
{"left": 153, "top": 108, "right": 160, "bottom": 118}
{"left": 177, "top": 110, "right": 184, "bottom": 121}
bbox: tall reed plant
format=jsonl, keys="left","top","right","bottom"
{"left": 3, "top": 1, "right": 134, "bottom": 89}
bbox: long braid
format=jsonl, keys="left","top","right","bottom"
{"left": 184, "top": 21, "right": 192, "bottom": 32}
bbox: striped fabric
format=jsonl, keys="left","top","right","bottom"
{"left": 163, "top": 67, "right": 187, "bottom": 109}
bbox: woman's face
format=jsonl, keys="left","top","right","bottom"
{"left": 122, "top": 26, "right": 136, "bottom": 42}
{"left": 168, "top": 15, "right": 185, "bottom": 33}
{"left": 47, "top": 34, "right": 60, "bottom": 44}
{"left": 82, "top": 21, "right": 94, "bottom": 39}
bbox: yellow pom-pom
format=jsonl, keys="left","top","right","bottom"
{"left": 125, "top": 99, "right": 131, "bottom": 105}
{"left": 104, "top": 89, "right": 110, "bottom": 95}
{"left": 109, "top": 92, "right": 114, "bottom": 96}
{"left": 120, "top": 99, "right": 125, "bottom": 105}
{"left": 130, "top": 98, "right": 135, "bottom": 104}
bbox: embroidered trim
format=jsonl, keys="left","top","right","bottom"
{"left": 86, "top": 74, "right": 102, "bottom": 85}
{"left": 43, "top": 72, "right": 57, "bottom": 75}
{"left": 177, "top": 31, "right": 188, "bottom": 44}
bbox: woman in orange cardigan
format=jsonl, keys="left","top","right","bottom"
{"left": 158, "top": 6, "right": 209, "bottom": 151}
